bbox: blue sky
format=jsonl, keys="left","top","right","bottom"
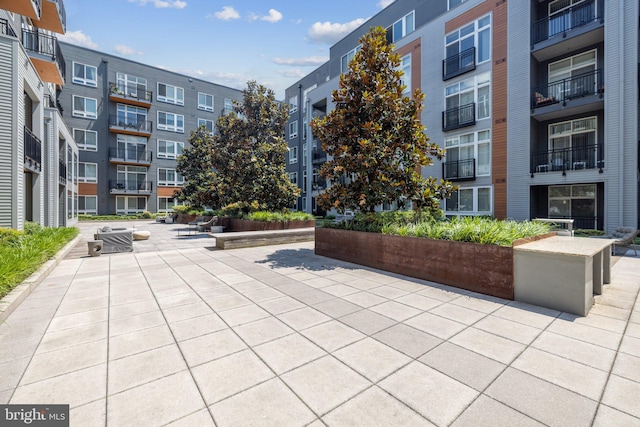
{"left": 59, "top": 0, "right": 395, "bottom": 98}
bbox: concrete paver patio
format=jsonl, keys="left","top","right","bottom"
{"left": 1, "top": 220, "right": 639, "bottom": 426}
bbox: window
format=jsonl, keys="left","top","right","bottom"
{"left": 549, "top": 184, "right": 597, "bottom": 228}
{"left": 78, "top": 162, "right": 97, "bottom": 183}
{"left": 116, "top": 104, "right": 147, "bottom": 129}
{"left": 445, "top": 72, "right": 490, "bottom": 121}
{"left": 116, "top": 165, "right": 148, "bottom": 191}
{"left": 289, "top": 95, "right": 298, "bottom": 113}
{"left": 289, "top": 121, "right": 298, "bottom": 139}
{"left": 448, "top": 0, "right": 468, "bottom": 10}
{"left": 445, "top": 14, "right": 491, "bottom": 66}
{"left": 398, "top": 54, "right": 412, "bottom": 96}
{"left": 445, "top": 130, "right": 491, "bottom": 178}
{"left": 548, "top": 116, "right": 597, "bottom": 170}
{"left": 224, "top": 98, "right": 234, "bottom": 115}
{"left": 198, "top": 118, "right": 214, "bottom": 134}
{"left": 289, "top": 146, "right": 298, "bottom": 164}
{"left": 548, "top": 50, "right": 597, "bottom": 100}
{"left": 116, "top": 134, "right": 148, "bottom": 162}
{"left": 78, "top": 196, "right": 97, "bottom": 214}
{"left": 116, "top": 73, "right": 148, "bottom": 100}
{"left": 158, "top": 168, "right": 184, "bottom": 186}
{"left": 157, "top": 82, "right": 184, "bottom": 105}
{"left": 73, "top": 129, "right": 97, "bottom": 151}
{"left": 303, "top": 117, "right": 308, "bottom": 140}
{"left": 341, "top": 45, "right": 361, "bottom": 73}
{"left": 157, "top": 111, "right": 184, "bottom": 133}
{"left": 289, "top": 172, "right": 298, "bottom": 185}
{"left": 198, "top": 92, "right": 214, "bottom": 112}
{"left": 158, "top": 197, "right": 182, "bottom": 212}
{"left": 72, "top": 95, "right": 97, "bottom": 119}
{"left": 157, "top": 139, "right": 184, "bottom": 159}
{"left": 72, "top": 62, "right": 97, "bottom": 87}
{"left": 116, "top": 196, "right": 147, "bottom": 215}
{"left": 548, "top": 0, "right": 596, "bottom": 37}
{"left": 386, "top": 11, "right": 415, "bottom": 44}
{"left": 446, "top": 186, "right": 492, "bottom": 215}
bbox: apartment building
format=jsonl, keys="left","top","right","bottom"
{"left": 58, "top": 42, "right": 243, "bottom": 216}
{"left": 286, "top": 0, "right": 639, "bottom": 232}
{"left": 0, "top": 0, "right": 78, "bottom": 230}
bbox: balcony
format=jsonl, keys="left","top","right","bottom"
{"left": 442, "top": 47, "right": 476, "bottom": 81}
{"left": 24, "top": 126, "right": 42, "bottom": 172}
{"left": 109, "top": 114, "right": 152, "bottom": 137}
{"left": 0, "top": 0, "right": 41, "bottom": 20}
{"left": 109, "top": 180, "right": 152, "bottom": 195}
{"left": 109, "top": 82, "right": 153, "bottom": 108}
{"left": 33, "top": 0, "right": 66, "bottom": 34}
{"left": 531, "top": 69, "right": 603, "bottom": 121}
{"left": 109, "top": 147, "right": 152, "bottom": 166}
{"left": 531, "top": 0, "right": 604, "bottom": 62}
{"left": 312, "top": 149, "right": 327, "bottom": 164}
{"left": 21, "top": 28, "right": 65, "bottom": 86}
{"left": 442, "top": 103, "right": 475, "bottom": 132}
{"left": 443, "top": 158, "right": 476, "bottom": 181}
{"left": 0, "top": 18, "right": 17, "bottom": 38}
{"left": 530, "top": 143, "right": 603, "bottom": 175}
{"left": 58, "top": 159, "right": 66, "bottom": 184}
{"left": 44, "top": 94, "right": 64, "bottom": 116}
{"left": 312, "top": 177, "right": 326, "bottom": 191}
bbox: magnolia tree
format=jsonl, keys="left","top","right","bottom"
{"left": 310, "top": 26, "right": 456, "bottom": 214}
{"left": 177, "top": 81, "right": 300, "bottom": 210}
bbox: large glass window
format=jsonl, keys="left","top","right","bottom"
{"left": 116, "top": 196, "right": 147, "bottom": 215}
{"left": 73, "top": 129, "right": 97, "bottom": 151}
{"left": 157, "top": 83, "right": 184, "bottom": 105}
{"left": 549, "top": 184, "right": 597, "bottom": 228}
{"left": 445, "top": 130, "right": 491, "bottom": 177}
{"left": 548, "top": 49, "right": 597, "bottom": 100}
{"left": 386, "top": 11, "right": 415, "bottom": 44}
{"left": 158, "top": 168, "right": 184, "bottom": 186}
{"left": 548, "top": 116, "right": 597, "bottom": 170}
{"left": 116, "top": 73, "right": 148, "bottom": 99}
{"left": 78, "top": 195, "right": 97, "bottom": 214}
{"left": 157, "top": 139, "right": 184, "bottom": 159}
{"left": 78, "top": 162, "right": 97, "bottom": 183}
{"left": 198, "top": 92, "right": 214, "bottom": 112}
{"left": 158, "top": 197, "right": 181, "bottom": 212}
{"left": 446, "top": 186, "right": 492, "bottom": 215}
{"left": 72, "top": 62, "right": 97, "bottom": 87}
{"left": 116, "top": 165, "right": 148, "bottom": 191}
{"left": 289, "top": 96, "right": 298, "bottom": 113}
{"left": 72, "top": 96, "right": 97, "bottom": 119}
{"left": 445, "top": 14, "right": 491, "bottom": 65}
{"left": 224, "top": 98, "right": 233, "bottom": 115}
{"left": 289, "top": 146, "right": 298, "bottom": 164}
{"left": 445, "top": 72, "right": 490, "bottom": 120}
{"left": 341, "top": 45, "right": 361, "bottom": 73}
{"left": 197, "top": 118, "right": 214, "bottom": 134}
{"left": 398, "top": 54, "right": 411, "bottom": 96}
{"left": 548, "top": 0, "right": 596, "bottom": 37}
{"left": 157, "top": 111, "right": 184, "bottom": 133}
{"left": 289, "top": 172, "right": 298, "bottom": 185}
{"left": 116, "top": 104, "right": 147, "bottom": 128}
{"left": 116, "top": 134, "right": 147, "bottom": 162}
{"left": 289, "top": 121, "right": 298, "bottom": 139}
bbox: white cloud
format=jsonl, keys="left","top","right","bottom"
{"left": 308, "top": 18, "right": 367, "bottom": 44}
{"left": 58, "top": 30, "right": 98, "bottom": 49}
{"left": 114, "top": 44, "right": 144, "bottom": 56}
{"left": 249, "top": 9, "right": 283, "bottom": 23}
{"left": 272, "top": 56, "right": 328, "bottom": 66}
{"left": 212, "top": 6, "right": 240, "bottom": 20}
{"left": 378, "top": 0, "right": 395, "bottom": 9}
{"left": 129, "top": 0, "right": 187, "bottom": 9}
{"left": 276, "top": 69, "right": 305, "bottom": 78}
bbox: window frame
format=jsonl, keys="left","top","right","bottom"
{"left": 198, "top": 92, "right": 214, "bottom": 112}
{"left": 157, "top": 168, "right": 184, "bottom": 186}
{"left": 197, "top": 118, "right": 215, "bottom": 134}
{"left": 73, "top": 128, "right": 98, "bottom": 152}
{"left": 445, "top": 130, "right": 491, "bottom": 177}
{"left": 72, "top": 95, "right": 97, "bottom": 119}
{"left": 445, "top": 14, "right": 491, "bottom": 65}
{"left": 157, "top": 111, "right": 185, "bottom": 133}
{"left": 386, "top": 11, "right": 415, "bottom": 43}
{"left": 289, "top": 146, "right": 298, "bottom": 164}
{"left": 157, "top": 139, "right": 184, "bottom": 159}
{"left": 289, "top": 172, "right": 298, "bottom": 185}
{"left": 289, "top": 95, "right": 298, "bottom": 113}
{"left": 157, "top": 82, "right": 184, "bottom": 105}
{"left": 115, "top": 196, "right": 147, "bottom": 215}
{"left": 72, "top": 62, "right": 97, "bottom": 87}
{"left": 445, "top": 185, "right": 493, "bottom": 215}
{"left": 444, "top": 72, "right": 491, "bottom": 121}
{"left": 158, "top": 196, "right": 182, "bottom": 212}
{"left": 289, "top": 121, "right": 298, "bottom": 139}
{"left": 341, "top": 45, "right": 361, "bottom": 73}
{"left": 78, "top": 195, "right": 97, "bottom": 215}
{"left": 78, "top": 162, "right": 98, "bottom": 183}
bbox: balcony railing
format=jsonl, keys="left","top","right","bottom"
{"left": 443, "top": 158, "right": 476, "bottom": 181}
{"left": 532, "top": 0, "right": 602, "bottom": 45}
{"left": 58, "top": 159, "right": 66, "bottom": 184}
{"left": 24, "top": 126, "right": 42, "bottom": 170}
{"left": 109, "top": 180, "right": 152, "bottom": 193}
{"left": 312, "top": 150, "right": 327, "bottom": 164}
{"left": 442, "top": 103, "right": 475, "bottom": 132}
{"left": 110, "top": 82, "right": 152, "bottom": 103}
{"left": 312, "top": 177, "right": 326, "bottom": 190}
{"left": 21, "top": 28, "right": 66, "bottom": 82}
{"left": 442, "top": 47, "right": 476, "bottom": 81}
{"left": 109, "top": 147, "right": 152, "bottom": 164}
{"left": 0, "top": 18, "right": 17, "bottom": 37}
{"left": 109, "top": 114, "right": 152, "bottom": 134}
{"left": 531, "top": 69, "right": 602, "bottom": 109}
{"left": 44, "top": 94, "right": 64, "bottom": 116}
{"left": 530, "top": 143, "right": 603, "bottom": 174}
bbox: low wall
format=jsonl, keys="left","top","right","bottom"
{"left": 226, "top": 219, "right": 316, "bottom": 232}
{"left": 315, "top": 228, "right": 517, "bottom": 299}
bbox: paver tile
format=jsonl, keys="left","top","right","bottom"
{"left": 179, "top": 328, "right": 247, "bottom": 367}
{"left": 68, "top": 399, "right": 106, "bottom": 427}
{"left": 341, "top": 291, "right": 388, "bottom": 308}
{"left": 369, "top": 301, "right": 422, "bottom": 322}
{"left": 611, "top": 352, "right": 640, "bottom": 382}
{"left": 259, "top": 296, "right": 306, "bottom": 315}
{"left": 373, "top": 324, "right": 441, "bottom": 358}
{"left": 217, "top": 304, "right": 270, "bottom": 327}
{"left": 162, "top": 301, "right": 212, "bottom": 323}
{"left": 395, "top": 293, "right": 442, "bottom": 311}
{"left": 547, "top": 318, "right": 623, "bottom": 350}
{"left": 368, "top": 285, "right": 410, "bottom": 299}
{"left": 312, "top": 298, "right": 362, "bottom": 318}
{"left": 253, "top": 333, "right": 326, "bottom": 374}
{"left": 0, "top": 357, "right": 30, "bottom": 393}
{"left": 233, "top": 317, "right": 294, "bottom": 346}
{"left": 109, "top": 311, "right": 166, "bottom": 337}
{"left": 429, "top": 303, "right": 487, "bottom": 325}
{"left": 277, "top": 307, "right": 331, "bottom": 331}
{"left": 37, "top": 321, "right": 108, "bottom": 354}
{"left": 474, "top": 315, "right": 541, "bottom": 345}
{"left": 108, "top": 324, "right": 174, "bottom": 360}
{"left": 169, "top": 313, "right": 227, "bottom": 342}
{"left": 531, "top": 331, "right": 616, "bottom": 372}
{"left": 301, "top": 320, "right": 366, "bottom": 353}
{"left": 164, "top": 409, "right": 215, "bottom": 427}
{"left": 450, "top": 327, "right": 525, "bottom": 364}
{"left": 619, "top": 335, "right": 640, "bottom": 357}
{"left": 405, "top": 312, "right": 466, "bottom": 340}
{"left": 592, "top": 404, "right": 640, "bottom": 427}
{"left": 242, "top": 287, "right": 285, "bottom": 302}
{"left": 492, "top": 302, "right": 559, "bottom": 329}
{"left": 339, "top": 309, "right": 396, "bottom": 335}
{"left": 601, "top": 374, "right": 640, "bottom": 418}
{"left": 333, "top": 337, "right": 412, "bottom": 382}
{"left": 451, "top": 395, "right": 545, "bottom": 427}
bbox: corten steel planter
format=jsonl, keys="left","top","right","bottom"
{"left": 226, "top": 218, "right": 316, "bottom": 232}
{"left": 315, "top": 228, "right": 556, "bottom": 300}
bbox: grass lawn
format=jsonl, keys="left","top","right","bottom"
{"left": 0, "top": 223, "right": 78, "bottom": 299}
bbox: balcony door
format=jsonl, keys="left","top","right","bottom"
{"left": 117, "top": 165, "right": 147, "bottom": 191}
{"left": 549, "top": 117, "right": 597, "bottom": 170}
{"left": 548, "top": 0, "right": 595, "bottom": 38}
{"left": 548, "top": 50, "right": 596, "bottom": 101}
{"left": 117, "top": 135, "right": 147, "bottom": 162}
{"left": 548, "top": 184, "right": 597, "bottom": 229}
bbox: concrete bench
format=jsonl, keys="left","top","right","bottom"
{"left": 211, "top": 227, "right": 315, "bottom": 250}
{"left": 534, "top": 218, "right": 574, "bottom": 236}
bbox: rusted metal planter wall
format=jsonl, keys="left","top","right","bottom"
{"left": 227, "top": 219, "right": 316, "bottom": 232}
{"left": 315, "top": 228, "right": 516, "bottom": 300}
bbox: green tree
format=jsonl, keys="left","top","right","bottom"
{"left": 177, "top": 81, "right": 300, "bottom": 211}
{"left": 310, "top": 26, "right": 456, "bottom": 214}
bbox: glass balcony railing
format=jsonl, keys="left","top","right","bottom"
{"left": 109, "top": 180, "right": 153, "bottom": 193}
{"left": 109, "top": 114, "right": 152, "bottom": 134}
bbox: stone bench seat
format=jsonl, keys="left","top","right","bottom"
{"left": 211, "top": 227, "right": 315, "bottom": 249}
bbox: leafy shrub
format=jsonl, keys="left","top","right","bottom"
{"left": 0, "top": 228, "right": 22, "bottom": 247}
{"left": 140, "top": 211, "right": 153, "bottom": 219}
{"left": 244, "top": 211, "right": 315, "bottom": 222}
{"left": 574, "top": 229, "right": 605, "bottom": 237}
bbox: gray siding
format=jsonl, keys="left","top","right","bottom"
{"left": 0, "top": 37, "right": 15, "bottom": 227}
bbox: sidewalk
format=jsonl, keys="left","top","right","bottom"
{"left": 0, "top": 221, "right": 639, "bottom": 426}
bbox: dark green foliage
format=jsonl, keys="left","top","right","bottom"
{"left": 311, "top": 26, "right": 456, "bottom": 214}
{"left": 177, "top": 81, "right": 301, "bottom": 210}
